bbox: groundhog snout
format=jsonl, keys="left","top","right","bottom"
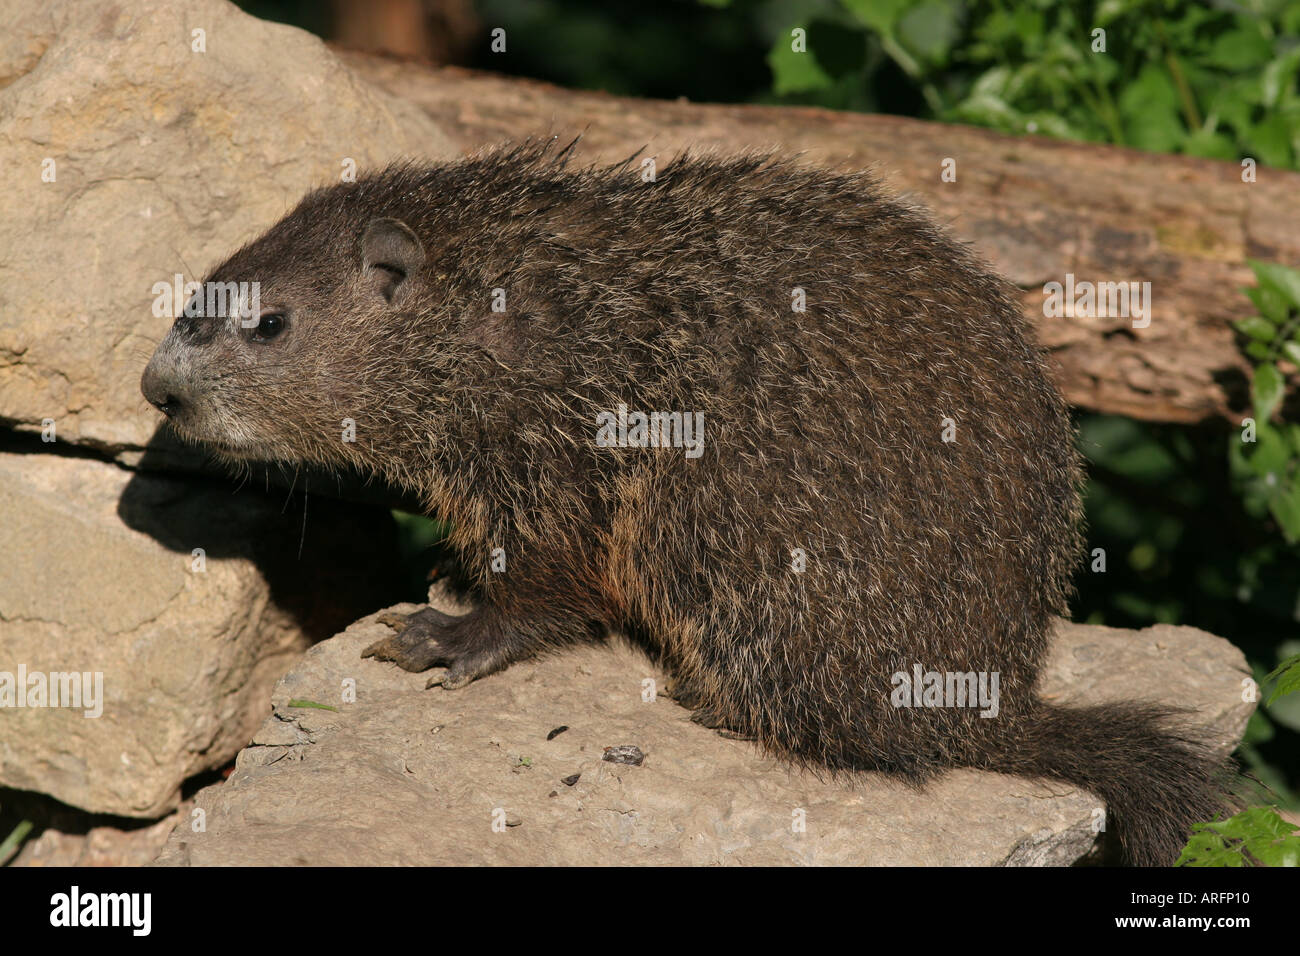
{"left": 140, "top": 356, "right": 189, "bottom": 419}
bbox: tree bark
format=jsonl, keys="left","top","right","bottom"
{"left": 343, "top": 52, "right": 1300, "bottom": 424}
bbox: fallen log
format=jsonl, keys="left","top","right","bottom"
{"left": 344, "top": 52, "right": 1300, "bottom": 425}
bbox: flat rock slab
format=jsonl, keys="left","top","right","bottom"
{"left": 155, "top": 601, "right": 1252, "bottom": 865}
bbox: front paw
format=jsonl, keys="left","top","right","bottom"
{"left": 362, "top": 607, "right": 498, "bottom": 689}
{"left": 363, "top": 607, "right": 460, "bottom": 671}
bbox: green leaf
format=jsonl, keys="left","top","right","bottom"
{"left": 1208, "top": 78, "right": 1263, "bottom": 134}
{"left": 1245, "top": 282, "right": 1291, "bottom": 324}
{"left": 1006, "top": 6, "right": 1044, "bottom": 49}
{"left": 1095, "top": 0, "right": 1143, "bottom": 27}
{"left": 1252, "top": 362, "right": 1285, "bottom": 423}
{"left": 896, "top": 0, "right": 963, "bottom": 67}
{"left": 1268, "top": 481, "right": 1300, "bottom": 543}
{"left": 287, "top": 698, "right": 339, "bottom": 712}
{"left": 1205, "top": 27, "right": 1272, "bottom": 71}
{"left": 965, "top": 64, "right": 1011, "bottom": 98}
{"left": 1159, "top": 5, "right": 1218, "bottom": 48}
{"left": 1285, "top": 341, "right": 1300, "bottom": 367}
{"left": 949, "top": 98, "right": 1020, "bottom": 130}
{"left": 1235, "top": 316, "right": 1278, "bottom": 341}
{"left": 0, "top": 820, "right": 34, "bottom": 864}
{"left": 1262, "top": 48, "right": 1300, "bottom": 108}
{"left": 767, "top": 29, "right": 834, "bottom": 94}
{"left": 1250, "top": 260, "right": 1300, "bottom": 311}
{"left": 841, "top": 0, "right": 911, "bottom": 34}
{"left": 1184, "top": 129, "right": 1238, "bottom": 162}
{"left": 1265, "top": 654, "right": 1300, "bottom": 704}
{"left": 1177, "top": 825, "right": 1246, "bottom": 866}
{"left": 1020, "top": 111, "right": 1082, "bottom": 139}
{"left": 1241, "top": 708, "right": 1276, "bottom": 745}
{"left": 1178, "top": 807, "right": 1300, "bottom": 867}
{"left": 1245, "top": 115, "right": 1295, "bottom": 169}
{"left": 1089, "top": 49, "right": 1120, "bottom": 85}
{"left": 1246, "top": 340, "right": 1273, "bottom": 360}
{"left": 1246, "top": 419, "right": 1289, "bottom": 476}
{"left": 1119, "top": 63, "right": 1179, "bottom": 117}
{"left": 1119, "top": 65, "right": 1184, "bottom": 152}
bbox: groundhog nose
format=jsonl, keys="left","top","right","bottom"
{"left": 141, "top": 366, "right": 185, "bottom": 418}
{"left": 151, "top": 394, "right": 183, "bottom": 418}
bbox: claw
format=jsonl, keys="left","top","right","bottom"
{"left": 361, "top": 636, "right": 400, "bottom": 661}
{"left": 374, "top": 610, "right": 412, "bottom": 633}
{"left": 441, "top": 670, "right": 475, "bottom": 691}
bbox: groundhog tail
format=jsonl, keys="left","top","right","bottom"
{"left": 992, "top": 701, "right": 1239, "bottom": 866}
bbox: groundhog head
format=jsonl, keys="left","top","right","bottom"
{"left": 141, "top": 190, "right": 432, "bottom": 467}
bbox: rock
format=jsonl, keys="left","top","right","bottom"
{"left": 0, "top": 450, "right": 402, "bottom": 817}
{"left": 0, "top": 0, "right": 442, "bottom": 829}
{"left": 153, "top": 597, "right": 1252, "bottom": 865}
{"left": 3, "top": 795, "right": 189, "bottom": 867}
{"left": 0, "top": 0, "right": 454, "bottom": 461}
{"left": 12, "top": 814, "right": 181, "bottom": 867}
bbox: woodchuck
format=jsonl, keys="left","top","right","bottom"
{"left": 141, "top": 141, "right": 1232, "bottom": 865}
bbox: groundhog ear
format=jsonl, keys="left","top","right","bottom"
{"left": 361, "top": 218, "right": 425, "bottom": 304}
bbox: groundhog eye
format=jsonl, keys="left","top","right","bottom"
{"left": 252, "top": 312, "right": 287, "bottom": 342}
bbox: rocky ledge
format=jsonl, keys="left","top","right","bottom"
{"left": 154, "top": 592, "right": 1252, "bottom": 866}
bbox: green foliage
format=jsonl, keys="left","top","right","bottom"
{"left": 1266, "top": 653, "right": 1300, "bottom": 705}
{"left": 1180, "top": 586, "right": 1300, "bottom": 868}
{"left": 1178, "top": 806, "right": 1300, "bottom": 866}
{"left": 1177, "top": 642, "right": 1300, "bottom": 866}
{"left": 1230, "top": 261, "right": 1300, "bottom": 544}
{"left": 1171, "top": 262, "right": 1300, "bottom": 866}
{"left": 763, "top": 0, "right": 1300, "bottom": 168}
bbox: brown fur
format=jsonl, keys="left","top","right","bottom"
{"left": 142, "top": 141, "right": 1233, "bottom": 865}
